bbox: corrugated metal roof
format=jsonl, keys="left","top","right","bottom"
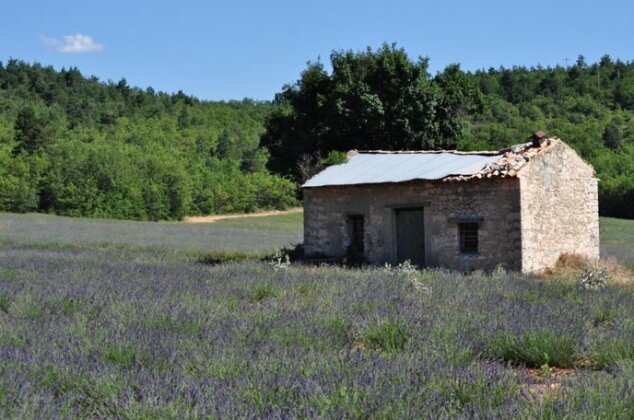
{"left": 302, "top": 151, "right": 504, "bottom": 188}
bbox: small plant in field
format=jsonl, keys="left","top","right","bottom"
{"left": 384, "top": 260, "right": 432, "bottom": 294}
{"left": 577, "top": 262, "right": 609, "bottom": 290}
{"left": 592, "top": 306, "right": 618, "bottom": 327}
{"left": 488, "top": 331, "right": 578, "bottom": 368}
{"left": 538, "top": 363, "right": 554, "bottom": 379}
{"left": 250, "top": 284, "right": 278, "bottom": 302}
{"left": 382, "top": 262, "right": 392, "bottom": 273}
{"left": 361, "top": 320, "right": 409, "bottom": 352}
{"left": 492, "top": 264, "right": 507, "bottom": 277}
{"left": 396, "top": 260, "right": 417, "bottom": 275}
{"left": 269, "top": 250, "right": 291, "bottom": 270}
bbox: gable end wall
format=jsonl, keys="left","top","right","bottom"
{"left": 519, "top": 141, "right": 600, "bottom": 272}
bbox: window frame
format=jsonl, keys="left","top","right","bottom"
{"left": 458, "top": 222, "right": 479, "bottom": 254}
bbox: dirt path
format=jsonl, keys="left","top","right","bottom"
{"left": 184, "top": 207, "right": 303, "bottom": 224}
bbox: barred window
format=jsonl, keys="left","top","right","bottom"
{"left": 459, "top": 223, "right": 478, "bottom": 254}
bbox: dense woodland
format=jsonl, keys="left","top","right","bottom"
{"left": 1, "top": 48, "right": 633, "bottom": 220}
{"left": 264, "top": 46, "right": 634, "bottom": 218}
{"left": 0, "top": 60, "right": 297, "bottom": 220}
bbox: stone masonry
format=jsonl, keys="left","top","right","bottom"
{"left": 518, "top": 141, "right": 599, "bottom": 272}
{"left": 304, "top": 178, "right": 522, "bottom": 271}
{"left": 302, "top": 138, "right": 599, "bottom": 273}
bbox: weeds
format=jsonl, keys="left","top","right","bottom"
{"left": 250, "top": 284, "right": 278, "bottom": 302}
{"left": 578, "top": 263, "right": 609, "bottom": 290}
{"left": 361, "top": 319, "right": 409, "bottom": 352}
{"left": 487, "top": 331, "right": 578, "bottom": 368}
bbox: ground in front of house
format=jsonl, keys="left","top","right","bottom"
{"left": 0, "top": 212, "right": 632, "bottom": 417}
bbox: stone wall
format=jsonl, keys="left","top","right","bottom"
{"left": 519, "top": 141, "right": 600, "bottom": 272}
{"left": 303, "top": 178, "right": 522, "bottom": 271}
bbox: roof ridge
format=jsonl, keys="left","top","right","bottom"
{"left": 352, "top": 138, "right": 560, "bottom": 156}
{"left": 355, "top": 149, "right": 501, "bottom": 156}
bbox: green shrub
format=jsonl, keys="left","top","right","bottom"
{"left": 587, "top": 334, "right": 634, "bottom": 368}
{"left": 362, "top": 320, "right": 409, "bottom": 352}
{"left": 488, "top": 330, "right": 578, "bottom": 368}
{"left": 101, "top": 344, "right": 150, "bottom": 368}
{"left": 592, "top": 306, "right": 618, "bottom": 327}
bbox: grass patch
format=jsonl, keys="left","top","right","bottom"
{"left": 146, "top": 315, "right": 204, "bottom": 338}
{"left": 213, "top": 211, "right": 303, "bottom": 231}
{"left": 361, "top": 319, "right": 409, "bottom": 352}
{"left": 101, "top": 344, "right": 148, "bottom": 368}
{"left": 588, "top": 338, "right": 634, "bottom": 369}
{"left": 488, "top": 331, "right": 578, "bottom": 368}
{"left": 198, "top": 250, "right": 259, "bottom": 265}
{"left": 250, "top": 284, "right": 279, "bottom": 302}
{"left": 39, "top": 367, "right": 122, "bottom": 417}
{"left": 0, "top": 292, "right": 9, "bottom": 313}
{"left": 600, "top": 217, "right": 634, "bottom": 269}
{"left": 9, "top": 293, "right": 44, "bottom": 320}
{"left": 592, "top": 306, "right": 619, "bottom": 327}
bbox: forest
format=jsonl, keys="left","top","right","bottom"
{"left": 0, "top": 60, "right": 297, "bottom": 221}
{"left": 1, "top": 48, "right": 633, "bottom": 220}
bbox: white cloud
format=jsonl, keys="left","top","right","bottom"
{"left": 42, "top": 33, "right": 104, "bottom": 53}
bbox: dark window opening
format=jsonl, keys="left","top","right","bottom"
{"left": 459, "top": 223, "right": 479, "bottom": 254}
{"left": 347, "top": 215, "right": 364, "bottom": 253}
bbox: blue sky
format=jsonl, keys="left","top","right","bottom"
{"left": 1, "top": 0, "right": 632, "bottom": 100}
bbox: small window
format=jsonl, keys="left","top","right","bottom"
{"left": 459, "top": 223, "right": 478, "bottom": 254}
{"left": 347, "top": 215, "right": 364, "bottom": 253}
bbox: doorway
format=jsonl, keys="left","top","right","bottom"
{"left": 395, "top": 207, "right": 425, "bottom": 267}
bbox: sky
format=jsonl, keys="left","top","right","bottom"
{"left": 1, "top": 0, "right": 632, "bottom": 101}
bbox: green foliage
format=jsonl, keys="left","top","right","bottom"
{"left": 362, "top": 319, "right": 409, "bottom": 352}
{"left": 0, "top": 59, "right": 297, "bottom": 220}
{"left": 250, "top": 284, "right": 279, "bottom": 302}
{"left": 602, "top": 122, "right": 624, "bottom": 149}
{"left": 262, "top": 44, "right": 482, "bottom": 178}
{"left": 265, "top": 51, "right": 634, "bottom": 218}
{"left": 467, "top": 60, "right": 634, "bottom": 218}
{"left": 487, "top": 331, "right": 578, "bottom": 368}
{"left": 319, "top": 150, "right": 348, "bottom": 167}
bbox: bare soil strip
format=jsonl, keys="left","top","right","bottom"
{"left": 184, "top": 207, "right": 303, "bottom": 224}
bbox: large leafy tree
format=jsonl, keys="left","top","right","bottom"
{"left": 261, "top": 44, "right": 482, "bottom": 179}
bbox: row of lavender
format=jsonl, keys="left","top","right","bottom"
{"left": 0, "top": 242, "right": 632, "bottom": 418}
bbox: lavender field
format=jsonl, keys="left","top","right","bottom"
{"left": 0, "top": 213, "right": 633, "bottom": 418}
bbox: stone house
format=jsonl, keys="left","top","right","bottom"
{"left": 301, "top": 135, "right": 599, "bottom": 273}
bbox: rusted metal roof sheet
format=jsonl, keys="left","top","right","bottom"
{"left": 301, "top": 138, "right": 558, "bottom": 188}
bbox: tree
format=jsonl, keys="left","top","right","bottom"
{"left": 602, "top": 122, "right": 624, "bottom": 150}
{"left": 261, "top": 44, "right": 482, "bottom": 179}
{"left": 13, "top": 106, "right": 52, "bottom": 155}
